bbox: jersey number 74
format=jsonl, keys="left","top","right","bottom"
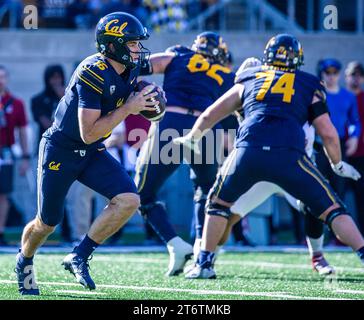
{"left": 255, "top": 70, "right": 295, "bottom": 103}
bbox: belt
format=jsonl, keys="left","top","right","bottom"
{"left": 166, "top": 106, "right": 202, "bottom": 117}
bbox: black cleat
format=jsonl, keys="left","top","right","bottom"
{"left": 15, "top": 252, "right": 40, "bottom": 295}
{"left": 62, "top": 253, "right": 96, "bottom": 290}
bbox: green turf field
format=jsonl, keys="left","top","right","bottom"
{"left": 0, "top": 251, "right": 363, "bottom": 300}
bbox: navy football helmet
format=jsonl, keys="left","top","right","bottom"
{"left": 191, "top": 31, "right": 229, "bottom": 65}
{"left": 95, "top": 12, "right": 150, "bottom": 69}
{"left": 263, "top": 34, "right": 304, "bottom": 69}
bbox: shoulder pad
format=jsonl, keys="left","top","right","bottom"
{"left": 234, "top": 67, "right": 257, "bottom": 85}
{"left": 299, "top": 71, "right": 326, "bottom": 102}
{"left": 165, "top": 45, "right": 192, "bottom": 55}
{"left": 76, "top": 58, "right": 106, "bottom": 95}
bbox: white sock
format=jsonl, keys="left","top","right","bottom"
{"left": 167, "top": 236, "right": 188, "bottom": 252}
{"left": 306, "top": 235, "right": 324, "bottom": 257}
{"left": 193, "top": 238, "right": 202, "bottom": 261}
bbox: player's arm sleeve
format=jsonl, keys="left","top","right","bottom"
{"left": 76, "top": 83, "right": 102, "bottom": 110}
{"left": 307, "top": 80, "right": 329, "bottom": 124}
{"left": 76, "top": 65, "right": 104, "bottom": 110}
{"left": 347, "top": 94, "right": 361, "bottom": 138}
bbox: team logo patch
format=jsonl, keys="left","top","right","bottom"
{"left": 110, "top": 85, "right": 116, "bottom": 95}
{"left": 276, "top": 46, "right": 287, "bottom": 59}
{"left": 48, "top": 161, "right": 61, "bottom": 171}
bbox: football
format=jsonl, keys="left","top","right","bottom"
{"left": 135, "top": 80, "right": 166, "bottom": 122}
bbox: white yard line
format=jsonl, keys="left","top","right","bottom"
{"left": 335, "top": 289, "right": 364, "bottom": 295}
{"left": 55, "top": 289, "right": 106, "bottom": 295}
{"left": 0, "top": 279, "right": 351, "bottom": 300}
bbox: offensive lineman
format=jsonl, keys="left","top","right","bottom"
{"left": 175, "top": 34, "right": 364, "bottom": 279}
{"left": 135, "top": 32, "right": 235, "bottom": 276}
{"left": 190, "top": 57, "right": 336, "bottom": 276}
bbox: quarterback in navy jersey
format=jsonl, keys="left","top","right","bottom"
{"left": 135, "top": 32, "right": 235, "bottom": 276}
{"left": 15, "top": 12, "right": 160, "bottom": 295}
{"left": 175, "top": 34, "right": 364, "bottom": 279}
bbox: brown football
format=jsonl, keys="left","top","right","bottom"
{"left": 135, "top": 80, "right": 166, "bottom": 122}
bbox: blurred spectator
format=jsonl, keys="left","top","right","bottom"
{"left": 38, "top": 0, "right": 72, "bottom": 28}
{"left": 0, "top": 65, "right": 30, "bottom": 245}
{"left": 0, "top": 0, "right": 23, "bottom": 28}
{"left": 31, "top": 65, "right": 65, "bottom": 144}
{"left": 67, "top": 0, "right": 94, "bottom": 29}
{"left": 143, "top": 0, "right": 187, "bottom": 32}
{"left": 201, "top": 0, "right": 219, "bottom": 30}
{"left": 314, "top": 58, "right": 361, "bottom": 199}
{"left": 99, "top": 0, "right": 135, "bottom": 21}
{"left": 124, "top": 114, "right": 150, "bottom": 170}
{"left": 346, "top": 61, "right": 364, "bottom": 234}
{"left": 132, "top": 0, "right": 149, "bottom": 26}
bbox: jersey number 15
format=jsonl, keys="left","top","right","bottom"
{"left": 255, "top": 70, "right": 295, "bottom": 103}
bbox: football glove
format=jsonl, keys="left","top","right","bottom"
{"left": 173, "top": 135, "right": 201, "bottom": 155}
{"left": 331, "top": 161, "right": 361, "bottom": 181}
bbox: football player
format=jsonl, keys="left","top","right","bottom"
{"left": 15, "top": 12, "right": 160, "bottom": 294}
{"left": 190, "top": 57, "right": 335, "bottom": 276}
{"left": 175, "top": 34, "right": 364, "bottom": 279}
{"left": 135, "top": 32, "right": 235, "bottom": 276}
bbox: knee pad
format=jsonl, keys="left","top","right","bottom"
{"left": 325, "top": 207, "right": 350, "bottom": 230}
{"left": 206, "top": 201, "right": 231, "bottom": 220}
{"left": 139, "top": 201, "right": 165, "bottom": 217}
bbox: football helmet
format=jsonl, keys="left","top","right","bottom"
{"left": 191, "top": 31, "right": 229, "bottom": 65}
{"left": 95, "top": 12, "right": 150, "bottom": 69}
{"left": 263, "top": 34, "right": 304, "bottom": 69}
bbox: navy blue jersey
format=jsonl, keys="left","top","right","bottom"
{"left": 44, "top": 53, "right": 139, "bottom": 149}
{"left": 163, "top": 47, "right": 234, "bottom": 112}
{"left": 235, "top": 65, "right": 326, "bottom": 152}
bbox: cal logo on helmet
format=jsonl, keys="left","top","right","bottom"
{"left": 104, "top": 20, "right": 128, "bottom": 37}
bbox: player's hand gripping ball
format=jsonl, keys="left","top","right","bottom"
{"left": 135, "top": 80, "right": 166, "bottom": 122}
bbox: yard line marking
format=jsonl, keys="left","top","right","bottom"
{"left": 55, "top": 290, "right": 106, "bottom": 295}
{"left": 335, "top": 289, "right": 364, "bottom": 295}
{"left": 0, "top": 279, "right": 350, "bottom": 300}
{"left": 93, "top": 256, "right": 364, "bottom": 273}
